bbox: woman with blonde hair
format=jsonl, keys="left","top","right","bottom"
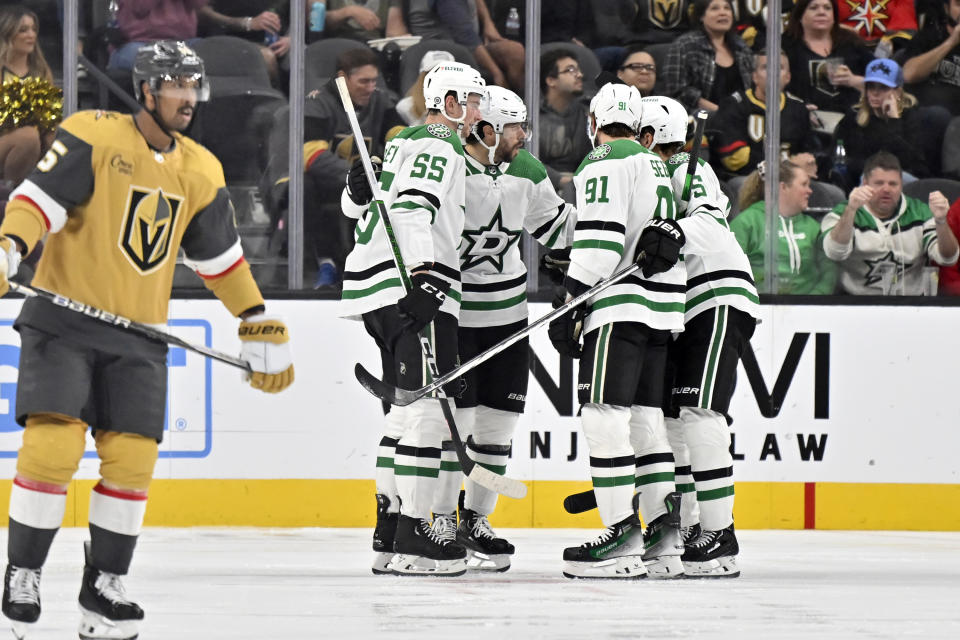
{"left": 0, "top": 5, "right": 55, "bottom": 191}
{"left": 732, "top": 160, "right": 838, "bottom": 294}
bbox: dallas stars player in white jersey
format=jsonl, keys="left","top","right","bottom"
{"left": 638, "top": 95, "right": 759, "bottom": 578}
{"left": 339, "top": 62, "right": 486, "bottom": 576}
{"left": 548, "top": 83, "right": 688, "bottom": 579}
{"left": 428, "top": 87, "right": 574, "bottom": 571}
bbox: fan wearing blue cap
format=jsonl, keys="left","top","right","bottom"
{"left": 831, "top": 56, "right": 951, "bottom": 183}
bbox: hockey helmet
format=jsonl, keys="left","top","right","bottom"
{"left": 132, "top": 40, "right": 210, "bottom": 103}
{"left": 587, "top": 82, "right": 643, "bottom": 145}
{"left": 477, "top": 86, "right": 527, "bottom": 134}
{"left": 640, "top": 96, "right": 689, "bottom": 146}
{"left": 422, "top": 61, "right": 487, "bottom": 128}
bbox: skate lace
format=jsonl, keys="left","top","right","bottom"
{"left": 681, "top": 524, "right": 699, "bottom": 544}
{"left": 7, "top": 567, "right": 40, "bottom": 605}
{"left": 94, "top": 572, "right": 134, "bottom": 606}
{"left": 689, "top": 529, "right": 721, "bottom": 549}
{"left": 430, "top": 514, "right": 458, "bottom": 542}
{"left": 470, "top": 514, "right": 497, "bottom": 541}
{"left": 582, "top": 525, "right": 617, "bottom": 548}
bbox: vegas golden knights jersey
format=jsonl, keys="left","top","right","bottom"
{"left": 3, "top": 110, "right": 261, "bottom": 325}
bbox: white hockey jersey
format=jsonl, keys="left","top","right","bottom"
{"left": 568, "top": 139, "right": 686, "bottom": 334}
{"left": 460, "top": 150, "right": 573, "bottom": 328}
{"left": 340, "top": 123, "right": 466, "bottom": 319}
{"left": 667, "top": 152, "right": 760, "bottom": 322}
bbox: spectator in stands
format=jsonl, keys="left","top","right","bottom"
{"left": 396, "top": 50, "right": 454, "bottom": 126}
{"left": 821, "top": 151, "right": 958, "bottom": 295}
{"left": 710, "top": 49, "right": 816, "bottom": 179}
{"left": 397, "top": 0, "right": 524, "bottom": 91}
{"left": 833, "top": 58, "right": 951, "bottom": 183}
{"left": 632, "top": 0, "right": 692, "bottom": 47}
{"left": 324, "top": 0, "right": 406, "bottom": 42}
{"left": 730, "top": 0, "right": 792, "bottom": 49}
{"left": 107, "top": 0, "right": 205, "bottom": 72}
{"left": 782, "top": 0, "right": 871, "bottom": 114}
{"left": 0, "top": 5, "right": 55, "bottom": 191}
{"left": 938, "top": 195, "right": 960, "bottom": 293}
{"left": 538, "top": 47, "right": 592, "bottom": 193}
{"left": 198, "top": 2, "right": 290, "bottom": 87}
{"left": 732, "top": 160, "right": 838, "bottom": 294}
{"left": 616, "top": 45, "right": 657, "bottom": 96}
{"left": 902, "top": 0, "right": 960, "bottom": 116}
{"left": 662, "top": 0, "right": 753, "bottom": 113}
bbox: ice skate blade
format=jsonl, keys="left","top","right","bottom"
{"left": 389, "top": 554, "right": 466, "bottom": 577}
{"left": 682, "top": 555, "right": 740, "bottom": 579}
{"left": 643, "top": 554, "right": 686, "bottom": 579}
{"left": 10, "top": 620, "right": 33, "bottom": 640}
{"left": 371, "top": 552, "right": 396, "bottom": 575}
{"left": 464, "top": 549, "right": 511, "bottom": 572}
{"left": 562, "top": 556, "right": 648, "bottom": 580}
{"left": 78, "top": 607, "right": 139, "bottom": 640}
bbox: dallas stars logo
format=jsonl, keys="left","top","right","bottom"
{"left": 863, "top": 251, "right": 910, "bottom": 287}
{"left": 844, "top": 0, "right": 890, "bottom": 38}
{"left": 461, "top": 207, "right": 521, "bottom": 272}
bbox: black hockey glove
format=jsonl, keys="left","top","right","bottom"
{"left": 345, "top": 157, "right": 382, "bottom": 207}
{"left": 547, "top": 294, "right": 585, "bottom": 359}
{"left": 539, "top": 247, "right": 571, "bottom": 286}
{"left": 636, "top": 218, "right": 686, "bottom": 278}
{"left": 397, "top": 271, "right": 451, "bottom": 334}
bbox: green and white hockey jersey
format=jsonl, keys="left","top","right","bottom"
{"left": 340, "top": 123, "right": 466, "bottom": 319}
{"left": 460, "top": 150, "right": 574, "bottom": 328}
{"left": 667, "top": 152, "right": 759, "bottom": 322}
{"left": 568, "top": 139, "right": 686, "bottom": 334}
{"left": 821, "top": 195, "right": 958, "bottom": 295}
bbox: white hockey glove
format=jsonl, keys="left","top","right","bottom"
{"left": 0, "top": 237, "right": 21, "bottom": 298}
{"left": 238, "top": 314, "right": 294, "bottom": 393}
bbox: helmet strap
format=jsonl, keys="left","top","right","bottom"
{"left": 472, "top": 122, "right": 500, "bottom": 165}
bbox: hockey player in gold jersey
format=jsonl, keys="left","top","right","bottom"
{"left": 0, "top": 41, "right": 294, "bottom": 640}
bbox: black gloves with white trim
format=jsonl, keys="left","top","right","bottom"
{"left": 397, "top": 271, "right": 451, "bottom": 334}
{"left": 345, "top": 157, "right": 382, "bottom": 206}
{"left": 636, "top": 218, "right": 685, "bottom": 277}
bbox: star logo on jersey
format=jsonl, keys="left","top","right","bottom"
{"left": 588, "top": 144, "right": 611, "bottom": 161}
{"left": 461, "top": 207, "right": 521, "bottom": 272}
{"left": 426, "top": 123, "right": 452, "bottom": 139}
{"left": 119, "top": 186, "right": 183, "bottom": 273}
{"left": 669, "top": 152, "right": 689, "bottom": 165}
{"left": 844, "top": 0, "right": 891, "bottom": 37}
{"left": 863, "top": 250, "right": 911, "bottom": 287}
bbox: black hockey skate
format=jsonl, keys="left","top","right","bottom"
{"left": 641, "top": 492, "right": 685, "bottom": 579}
{"left": 3, "top": 564, "right": 41, "bottom": 640}
{"left": 562, "top": 514, "right": 647, "bottom": 579}
{"left": 430, "top": 512, "right": 458, "bottom": 543}
{"left": 78, "top": 543, "right": 144, "bottom": 640}
{"left": 681, "top": 522, "right": 702, "bottom": 547}
{"left": 372, "top": 494, "right": 399, "bottom": 575}
{"left": 391, "top": 515, "right": 466, "bottom": 576}
{"left": 457, "top": 508, "right": 514, "bottom": 572}
{"left": 682, "top": 523, "right": 740, "bottom": 578}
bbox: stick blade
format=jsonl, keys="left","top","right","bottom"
{"left": 354, "top": 363, "right": 420, "bottom": 406}
{"left": 467, "top": 465, "right": 527, "bottom": 500}
{"left": 563, "top": 489, "right": 597, "bottom": 514}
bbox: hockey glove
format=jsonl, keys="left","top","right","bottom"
{"left": 397, "top": 271, "right": 451, "bottom": 334}
{"left": 547, "top": 295, "right": 585, "bottom": 359}
{"left": 238, "top": 314, "right": 295, "bottom": 393}
{"left": 0, "top": 237, "right": 21, "bottom": 298}
{"left": 539, "top": 247, "right": 571, "bottom": 286}
{"left": 636, "top": 218, "right": 686, "bottom": 278}
{"left": 345, "top": 157, "right": 382, "bottom": 207}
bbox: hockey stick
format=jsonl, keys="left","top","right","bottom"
{"left": 564, "top": 109, "right": 712, "bottom": 516}
{"left": 335, "top": 77, "right": 526, "bottom": 500}
{"left": 7, "top": 282, "right": 252, "bottom": 372}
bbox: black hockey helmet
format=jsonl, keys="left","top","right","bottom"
{"left": 132, "top": 40, "right": 210, "bottom": 103}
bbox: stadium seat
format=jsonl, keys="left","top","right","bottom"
{"left": 902, "top": 178, "right": 960, "bottom": 205}
{"left": 399, "top": 39, "right": 477, "bottom": 96}
{"left": 941, "top": 116, "right": 960, "bottom": 180}
{"left": 304, "top": 38, "right": 370, "bottom": 93}
{"left": 807, "top": 180, "right": 846, "bottom": 219}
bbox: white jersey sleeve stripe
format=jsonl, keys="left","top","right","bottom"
{"left": 10, "top": 179, "right": 68, "bottom": 232}
{"left": 184, "top": 238, "right": 245, "bottom": 277}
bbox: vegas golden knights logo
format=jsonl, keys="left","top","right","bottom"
{"left": 650, "top": 0, "right": 683, "bottom": 29}
{"left": 120, "top": 186, "right": 183, "bottom": 273}
{"left": 748, "top": 114, "right": 765, "bottom": 142}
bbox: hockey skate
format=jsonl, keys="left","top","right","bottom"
{"left": 682, "top": 524, "right": 740, "bottom": 578}
{"left": 430, "top": 512, "right": 458, "bottom": 543}
{"left": 77, "top": 544, "right": 144, "bottom": 640}
{"left": 457, "top": 508, "right": 514, "bottom": 572}
{"left": 3, "top": 564, "right": 41, "bottom": 640}
{"left": 681, "top": 522, "right": 702, "bottom": 547}
{"left": 641, "top": 492, "right": 685, "bottom": 579}
{"left": 372, "top": 494, "right": 399, "bottom": 575}
{"left": 390, "top": 515, "right": 466, "bottom": 577}
{"left": 562, "top": 514, "right": 647, "bottom": 579}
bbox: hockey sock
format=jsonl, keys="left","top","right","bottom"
{"left": 432, "top": 441, "right": 462, "bottom": 515}
{"left": 393, "top": 399, "right": 446, "bottom": 520}
{"left": 88, "top": 482, "right": 148, "bottom": 575}
{"left": 629, "top": 405, "right": 676, "bottom": 524}
{"left": 681, "top": 407, "right": 734, "bottom": 531}
{"left": 463, "top": 406, "right": 517, "bottom": 515}
{"left": 581, "top": 404, "right": 634, "bottom": 525}
{"left": 7, "top": 476, "right": 67, "bottom": 568}
{"left": 375, "top": 409, "right": 406, "bottom": 512}
{"left": 665, "top": 416, "right": 699, "bottom": 527}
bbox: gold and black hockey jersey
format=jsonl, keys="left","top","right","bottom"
{"left": 2, "top": 110, "right": 263, "bottom": 325}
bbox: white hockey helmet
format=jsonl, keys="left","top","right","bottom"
{"left": 473, "top": 86, "right": 528, "bottom": 163}
{"left": 588, "top": 82, "right": 643, "bottom": 145}
{"left": 422, "top": 61, "right": 487, "bottom": 129}
{"left": 639, "top": 95, "right": 689, "bottom": 146}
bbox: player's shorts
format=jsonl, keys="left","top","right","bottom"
{"left": 577, "top": 321, "right": 671, "bottom": 407}
{"left": 15, "top": 325, "right": 168, "bottom": 440}
{"left": 363, "top": 306, "right": 460, "bottom": 397}
{"left": 455, "top": 320, "right": 528, "bottom": 413}
{"left": 665, "top": 305, "right": 756, "bottom": 419}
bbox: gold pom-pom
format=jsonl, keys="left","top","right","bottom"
{"left": 0, "top": 76, "right": 64, "bottom": 135}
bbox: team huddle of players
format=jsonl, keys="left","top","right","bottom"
{"left": 345, "top": 61, "right": 759, "bottom": 580}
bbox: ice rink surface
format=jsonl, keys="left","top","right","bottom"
{"left": 4, "top": 527, "right": 959, "bottom": 640}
